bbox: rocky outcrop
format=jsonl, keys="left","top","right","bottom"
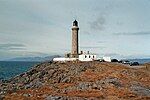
{"left": 144, "top": 63, "right": 150, "bottom": 71}
{"left": 0, "top": 61, "right": 150, "bottom": 100}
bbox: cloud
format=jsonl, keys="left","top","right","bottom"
{"left": 99, "top": 53, "right": 126, "bottom": 59}
{"left": 82, "top": 31, "right": 91, "bottom": 35}
{"left": 0, "top": 50, "right": 49, "bottom": 60}
{"left": 0, "top": 43, "right": 26, "bottom": 51}
{"left": 102, "top": 53, "right": 121, "bottom": 57}
{"left": 90, "top": 15, "right": 106, "bottom": 31}
{"left": 23, "top": 51, "right": 48, "bottom": 56}
{"left": 0, "top": 0, "right": 149, "bottom": 60}
{"left": 97, "top": 41, "right": 105, "bottom": 43}
{"left": 80, "top": 46, "right": 105, "bottom": 49}
{"left": 114, "top": 31, "right": 150, "bottom": 35}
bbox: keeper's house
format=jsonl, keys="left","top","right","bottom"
{"left": 79, "top": 53, "right": 97, "bottom": 61}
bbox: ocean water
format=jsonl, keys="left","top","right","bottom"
{"left": 128, "top": 59, "right": 150, "bottom": 64}
{"left": 0, "top": 61, "right": 40, "bottom": 80}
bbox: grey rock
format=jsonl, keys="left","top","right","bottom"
{"left": 130, "top": 84, "right": 150, "bottom": 96}
{"left": 0, "top": 94, "right": 5, "bottom": 100}
{"left": 23, "top": 93, "right": 32, "bottom": 97}
{"left": 45, "top": 95, "right": 63, "bottom": 100}
{"left": 78, "top": 82, "right": 92, "bottom": 90}
{"left": 23, "top": 93, "right": 29, "bottom": 97}
{"left": 101, "top": 77, "right": 122, "bottom": 87}
{"left": 45, "top": 95, "right": 88, "bottom": 100}
{"left": 62, "top": 76, "right": 71, "bottom": 83}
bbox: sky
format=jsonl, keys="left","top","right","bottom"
{"left": 0, "top": 0, "right": 150, "bottom": 60}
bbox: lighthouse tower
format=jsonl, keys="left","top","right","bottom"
{"left": 71, "top": 20, "right": 79, "bottom": 58}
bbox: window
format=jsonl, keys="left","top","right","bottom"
{"left": 85, "top": 55, "right": 87, "bottom": 58}
{"left": 93, "top": 56, "right": 94, "bottom": 58}
{"left": 89, "top": 55, "right": 90, "bottom": 58}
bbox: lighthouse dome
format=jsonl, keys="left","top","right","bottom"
{"left": 73, "top": 20, "right": 78, "bottom": 26}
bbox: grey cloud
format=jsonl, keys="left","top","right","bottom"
{"left": 80, "top": 46, "right": 105, "bottom": 49}
{"left": 26, "top": 51, "right": 48, "bottom": 56}
{"left": 102, "top": 53, "right": 121, "bottom": 57}
{"left": 114, "top": 31, "right": 150, "bottom": 35}
{"left": 97, "top": 41, "right": 105, "bottom": 43}
{"left": 116, "top": 21, "right": 124, "bottom": 26}
{"left": 0, "top": 50, "right": 49, "bottom": 60}
{"left": 82, "top": 31, "right": 91, "bottom": 35}
{"left": 100, "top": 53, "right": 126, "bottom": 59}
{"left": 90, "top": 15, "right": 106, "bottom": 31}
{"left": 0, "top": 43, "right": 26, "bottom": 51}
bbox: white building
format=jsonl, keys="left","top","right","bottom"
{"left": 53, "top": 53, "right": 97, "bottom": 62}
{"left": 79, "top": 54, "right": 97, "bottom": 61}
{"left": 53, "top": 58, "right": 77, "bottom": 62}
{"left": 103, "top": 57, "right": 111, "bottom": 62}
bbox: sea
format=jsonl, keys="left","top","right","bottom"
{"left": 0, "top": 61, "right": 40, "bottom": 80}
{"left": 127, "top": 59, "right": 150, "bottom": 64}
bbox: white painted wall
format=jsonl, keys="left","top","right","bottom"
{"left": 53, "top": 58, "right": 77, "bottom": 62}
{"left": 103, "top": 57, "right": 111, "bottom": 62}
{"left": 79, "top": 54, "right": 97, "bottom": 61}
{"left": 53, "top": 54, "right": 97, "bottom": 62}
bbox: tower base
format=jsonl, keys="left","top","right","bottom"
{"left": 65, "top": 53, "right": 78, "bottom": 58}
{"left": 71, "top": 54, "right": 79, "bottom": 58}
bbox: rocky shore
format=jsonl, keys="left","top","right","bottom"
{"left": 0, "top": 61, "right": 150, "bottom": 100}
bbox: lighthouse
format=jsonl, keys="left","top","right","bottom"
{"left": 53, "top": 20, "right": 97, "bottom": 62}
{"left": 71, "top": 20, "right": 79, "bottom": 58}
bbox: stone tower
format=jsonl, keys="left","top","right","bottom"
{"left": 71, "top": 20, "right": 79, "bottom": 58}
